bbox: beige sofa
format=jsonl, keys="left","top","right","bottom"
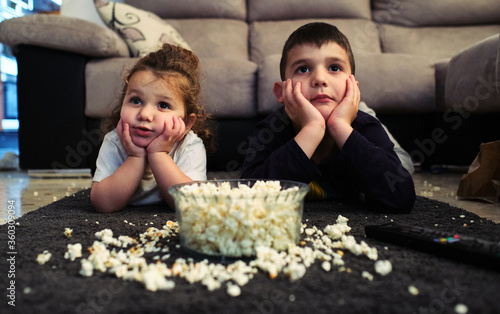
{"left": 1, "top": 0, "right": 499, "bottom": 172}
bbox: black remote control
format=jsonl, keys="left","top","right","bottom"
{"left": 365, "top": 222, "right": 500, "bottom": 271}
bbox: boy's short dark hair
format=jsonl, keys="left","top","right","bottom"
{"left": 279, "top": 22, "right": 355, "bottom": 80}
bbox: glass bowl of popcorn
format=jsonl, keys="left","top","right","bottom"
{"left": 169, "top": 180, "right": 309, "bottom": 258}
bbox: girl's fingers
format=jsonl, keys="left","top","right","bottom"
{"left": 175, "top": 116, "right": 186, "bottom": 139}
{"left": 122, "top": 122, "right": 130, "bottom": 141}
{"left": 117, "top": 119, "right": 124, "bottom": 138}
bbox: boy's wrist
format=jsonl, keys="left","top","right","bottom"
{"left": 303, "top": 120, "right": 325, "bottom": 132}
{"left": 327, "top": 119, "right": 350, "bottom": 133}
{"left": 299, "top": 123, "right": 325, "bottom": 144}
{"left": 327, "top": 122, "right": 353, "bottom": 149}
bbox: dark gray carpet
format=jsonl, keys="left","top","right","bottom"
{"left": 1, "top": 189, "right": 499, "bottom": 314}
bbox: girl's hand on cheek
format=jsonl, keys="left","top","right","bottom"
{"left": 147, "top": 116, "right": 186, "bottom": 154}
{"left": 117, "top": 119, "right": 147, "bottom": 158}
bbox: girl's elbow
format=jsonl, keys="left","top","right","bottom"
{"left": 90, "top": 189, "right": 123, "bottom": 213}
{"left": 92, "top": 201, "right": 124, "bottom": 213}
{"left": 92, "top": 203, "right": 119, "bottom": 213}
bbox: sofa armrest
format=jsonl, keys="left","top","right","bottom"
{"left": 444, "top": 34, "right": 500, "bottom": 114}
{"left": 0, "top": 14, "right": 129, "bottom": 58}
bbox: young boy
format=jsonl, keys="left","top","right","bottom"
{"left": 241, "top": 22, "right": 415, "bottom": 213}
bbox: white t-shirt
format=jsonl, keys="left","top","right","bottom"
{"left": 93, "top": 129, "right": 207, "bottom": 205}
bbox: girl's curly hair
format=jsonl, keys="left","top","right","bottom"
{"left": 102, "top": 43, "right": 215, "bottom": 153}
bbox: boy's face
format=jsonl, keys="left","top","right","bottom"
{"left": 282, "top": 42, "right": 352, "bottom": 121}
{"left": 120, "top": 70, "right": 187, "bottom": 148}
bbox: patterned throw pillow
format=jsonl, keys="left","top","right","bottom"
{"left": 95, "top": 0, "right": 191, "bottom": 57}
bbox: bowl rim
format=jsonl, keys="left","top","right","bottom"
{"left": 168, "top": 178, "right": 310, "bottom": 195}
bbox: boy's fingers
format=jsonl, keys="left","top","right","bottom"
{"left": 352, "top": 76, "right": 361, "bottom": 103}
{"left": 346, "top": 75, "right": 358, "bottom": 101}
{"left": 292, "top": 81, "right": 310, "bottom": 106}
{"left": 293, "top": 81, "right": 302, "bottom": 97}
{"left": 283, "top": 79, "right": 293, "bottom": 105}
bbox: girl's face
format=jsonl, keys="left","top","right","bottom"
{"left": 120, "top": 70, "right": 187, "bottom": 148}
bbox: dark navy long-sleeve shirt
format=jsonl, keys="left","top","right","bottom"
{"left": 241, "top": 107, "right": 415, "bottom": 213}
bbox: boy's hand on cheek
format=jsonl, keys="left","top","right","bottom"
{"left": 147, "top": 116, "right": 186, "bottom": 154}
{"left": 117, "top": 119, "right": 147, "bottom": 158}
{"left": 282, "top": 79, "right": 325, "bottom": 132}
{"left": 327, "top": 75, "right": 359, "bottom": 134}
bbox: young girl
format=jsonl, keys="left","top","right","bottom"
{"left": 91, "top": 44, "right": 214, "bottom": 213}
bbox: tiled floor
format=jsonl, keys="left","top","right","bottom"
{"left": 411, "top": 169, "right": 500, "bottom": 223}
{"left": 1, "top": 167, "right": 499, "bottom": 224}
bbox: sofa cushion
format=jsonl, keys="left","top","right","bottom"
{"left": 257, "top": 53, "right": 436, "bottom": 115}
{"left": 85, "top": 57, "right": 258, "bottom": 119}
{"left": 125, "top": 0, "right": 246, "bottom": 20}
{"left": 372, "top": 0, "right": 500, "bottom": 26}
{"left": 167, "top": 19, "right": 248, "bottom": 60}
{"left": 248, "top": 0, "right": 371, "bottom": 22}
{"left": 95, "top": 1, "right": 191, "bottom": 57}
{"left": 85, "top": 57, "right": 134, "bottom": 119}
{"left": 200, "top": 58, "right": 258, "bottom": 118}
{"left": 355, "top": 53, "right": 436, "bottom": 114}
{"left": 379, "top": 24, "right": 500, "bottom": 59}
{"left": 250, "top": 19, "right": 381, "bottom": 64}
{"left": 444, "top": 34, "right": 500, "bottom": 114}
{"left": 257, "top": 54, "right": 281, "bottom": 115}
{"left": 435, "top": 59, "right": 450, "bottom": 113}
{"left": 0, "top": 15, "right": 129, "bottom": 57}
{"left": 60, "top": 0, "right": 106, "bottom": 27}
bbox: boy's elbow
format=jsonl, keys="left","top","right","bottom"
{"left": 368, "top": 191, "right": 416, "bottom": 214}
{"left": 390, "top": 193, "right": 416, "bottom": 213}
{"left": 383, "top": 178, "right": 416, "bottom": 213}
{"left": 395, "top": 200, "right": 414, "bottom": 214}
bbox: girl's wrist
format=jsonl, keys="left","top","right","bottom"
{"left": 127, "top": 154, "right": 147, "bottom": 163}
{"left": 147, "top": 151, "right": 171, "bottom": 162}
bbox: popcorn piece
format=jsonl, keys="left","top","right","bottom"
{"left": 305, "top": 228, "right": 316, "bottom": 236}
{"left": 324, "top": 216, "right": 351, "bottom": 240}
{"left": 64, "top": 243, "right": 82, "bottom": 261}
{"left": 321, "top": 261, "right": 331, "bottom": 272}
{"left": 454, "top": 304, "right": 468, "bottom": 314}
{"left": 142, "top": 264, "right": 175, "bottom": 291}
{"left": 36, "top": 250, "right": 52, "bottom": 265}
{"left": 80, "top": 259, "right": 93, "bottom": 277}
{"left": 227, "top": 283, "right": 241, "bottom": 297}
{"left": 408, "top": 285, "right": 419, "bottom": 295}
{"left": 362, "top": 271, "right": 373, "bottom": 281}
{"left": 374, "top": 260, "right": 392, "bottom": 276}
{"left": 64, "top": 228, "right": 73, "bottom": 238}
{"left": 284, "top": 262, "right": 306, "bottom": 281}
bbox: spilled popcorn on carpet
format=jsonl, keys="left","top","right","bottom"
{"left": 36, "top": 215, "right": 393, "bottom": 296}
